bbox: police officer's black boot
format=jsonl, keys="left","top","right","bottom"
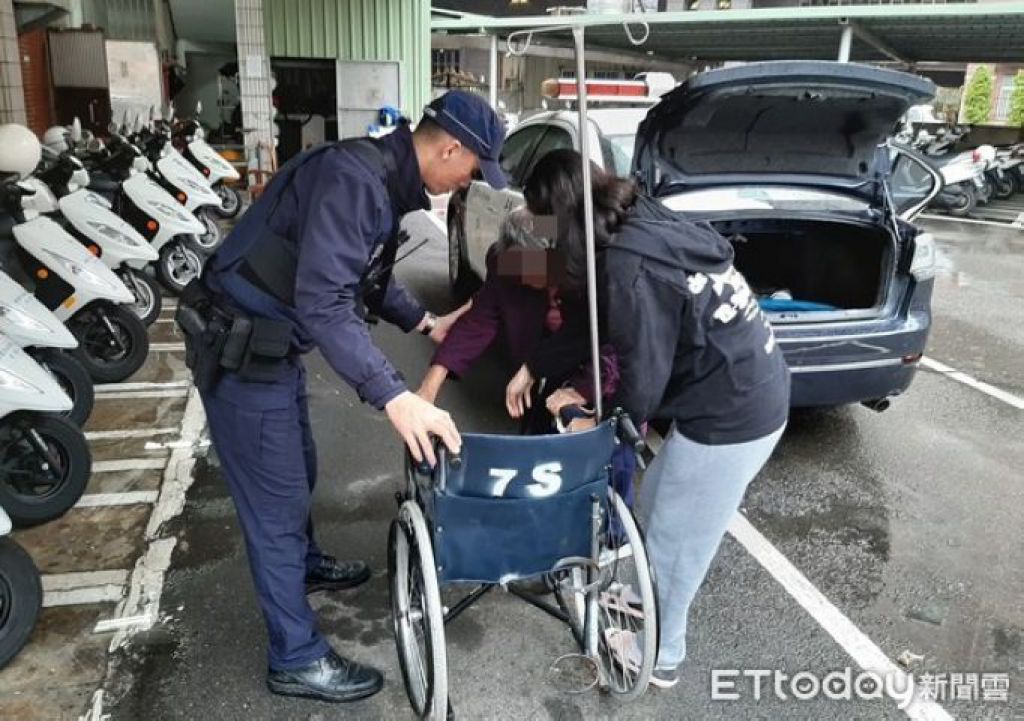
{"left": 267, "top": 649, "right": 384, "bottom": 702}
{"left": 305, "top": 555, "right": 372, "bottom": 594}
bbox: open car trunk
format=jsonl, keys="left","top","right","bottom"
{"left": 709, "top": 217, "right": 893, "bottom": 321}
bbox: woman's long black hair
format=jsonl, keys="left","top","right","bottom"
{"left": 523, "top": 149, "right": 637, "bottom": 292}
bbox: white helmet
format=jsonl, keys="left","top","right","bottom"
{"left": 0, "top": 124, "right": 42, "bottom": 179}
{"left": 42, "top": 125, "right": 70, "bottom": 153}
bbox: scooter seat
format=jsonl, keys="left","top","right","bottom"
{"left": 87, "top": 175, "right": 121, "bottom": 194}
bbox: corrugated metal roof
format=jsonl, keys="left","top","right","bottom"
{"left": 432, "top": 4, "right": 1024, "bottom": 64}
{"left": 264, "top": 0, "right": 430, "bottom": 116}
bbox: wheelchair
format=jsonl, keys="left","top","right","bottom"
{"left": 388, "top": 413, "right": 659, "bottom": 719}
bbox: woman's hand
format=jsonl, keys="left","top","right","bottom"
{"left": 545, "top": 387, "right": 587, "bottom": 418}
{"left": 416, "top": 365, "right": 449, "bottom": 404}
{"left": 429, "top": 300, "right": 473, "bottom": 344}
{"left": 505, "top": 364, "right": 535, "bottom": 419}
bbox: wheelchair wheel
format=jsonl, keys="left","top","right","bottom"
{"left": 554, "top": 490, "right": 657, "bottom": 699}
{"left": 389, "top": 501, "right": 448, "bottom": 720}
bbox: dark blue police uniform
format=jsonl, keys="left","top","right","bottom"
{"left": 200, "top": 125, "right": 428, "bottom": 671}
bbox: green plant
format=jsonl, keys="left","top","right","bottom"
{"left": 963, "top": 65, "right": 994, "bottom": 125}
{"left": 1008, "top": 70, "right": 1024, "bottom": 128}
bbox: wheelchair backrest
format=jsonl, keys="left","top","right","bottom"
{"left": 440, "top": 420, "right": 616, "bottom": 500}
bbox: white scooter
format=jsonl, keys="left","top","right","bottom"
{"left": 77, "top": 131, "right": 205, "bottom": 294}
{"left": 0, "top": 178, "right": 149, "bottom": 383}
{"left": 174, "top": 102, "right": 243, "bottom": 219}
{"left": 131, "top": 114, "right": 223, "bottom": 253}
{"left": 0, "top": 269, "right": 93, "bottom": 425}
{"left": 989, "top": 145, "right": 1023, "bottom": 200}
{"left": 0, "top": 333, "right": 92, "bottom": 528}
{"left": 0, "top": 502, "right": 42, "bottom": 669}
{"left": 917, "top": 131, "right": 993, "bottom": 217}
{"left": 35, "top": 149, "right": 163, "bottom": 325}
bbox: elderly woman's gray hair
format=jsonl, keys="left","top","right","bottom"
{"left": 496, "top": 206, "right": 555, "bottom": 252}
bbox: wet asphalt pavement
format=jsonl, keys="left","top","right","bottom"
{"left": 100, "top": 214, "right": 1023, "bottom": 720}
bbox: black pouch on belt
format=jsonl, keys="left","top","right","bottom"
{"left": 236, "top": 316, "right": 293, "bottom": 383}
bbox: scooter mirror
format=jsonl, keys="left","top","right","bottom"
{"left": 71, "top": 117, "right": 82, "bottom": 143}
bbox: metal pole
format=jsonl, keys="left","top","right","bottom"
{"left": 489, "top": 33, "right": 499, "bottom": 108}
{"left": 838, "top": 23, "right": 853, "bottom": 63}
{"left": 573, "top": 25, "right": 603, "bottom": 419}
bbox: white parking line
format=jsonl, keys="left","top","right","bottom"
{"left": 95, "top": 381, "right": 191, "bottom": 393}
{"left": 150, "top": 342, "right": 186, "bottom": 352}
{"left": 74, "top": 491, "right": 160, "bottom": 508}
{"left": 42, "top": 570, "right": 128, "bottom": 607}
{"left": 94, "top": 389, "right": 189, "bottom": 400}
{"left": 919, "top": 213, "right": 1019, "bottom": 229}
{"left": 645, "top": 431, "right": 950, "bottom": 719}
{"left": 109, "top": 388, "right": 206, "bottom": 653}
{"left": 84, "top": 427, "right": 179, "bottom": 441}
{"left": 921, "top": 356, "right": 1024, "bottom": 411}
{"left": 92, "top": 459, "right": 168, "bottom": 473}
{"left": 729, "top": 515, "right": 952, "bottom": 721}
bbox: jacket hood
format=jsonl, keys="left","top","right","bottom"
{"left": 610, "top": 194, "right": 734, "bottom": 274}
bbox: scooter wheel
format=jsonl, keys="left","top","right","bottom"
{"left": 121, "top": 268, "right": 163, "bottom": 326}
{"left": 188, "top": 212, "right": 222, "bottom": 254}
{"left": 0, "top": 413, "right": 91, "bottom": 528}
{"left": 31, "top": 349, "right": 94, "bottom": 427}
{"left": 69, "top": 303, "right": 150, "bottom": 384}
{"left": 0, "top": 537, "right": 42, "bottom": 669}
{"left": 994, "top": 176, "right": 1015, "bottom": 200}
{"left": 948, "top": 182, "right": 977, "bottom": 218}
{"left": 213, "top": 185, "right": 242, "bottom": 219}
{"left": 157, "top": 243, "right": 202, "bottom": 295}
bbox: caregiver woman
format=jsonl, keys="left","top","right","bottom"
{"left": 521, "top": 149, "right": 790, "bottom": 689}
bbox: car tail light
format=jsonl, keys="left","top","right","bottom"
{"left": 910, "top": 232, "right": 936, "bottom": 281}
{"left": 972, "top": 149, "right": 982, "bottom": 163}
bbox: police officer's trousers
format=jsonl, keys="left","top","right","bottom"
{"left": 200, "top": 358, "right": 332, "bottom": 670}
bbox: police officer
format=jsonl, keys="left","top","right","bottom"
{"left": 186, "top": 91, "right": 507, "bottom": 703}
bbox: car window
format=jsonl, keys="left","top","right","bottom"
{"left": 599, "top": 133, "right": 637, "bottom": 177}
{"left": 889, "top": 149, "right": 940, "bottom": 217}
{"left": 519, "top": 126, "right": 574, "bottom": 184}
{"left": 499, "top": 126, "right": 547, "bottom": 184}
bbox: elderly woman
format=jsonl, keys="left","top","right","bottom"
{"left": 417, "top": 208, "right": 617, "bottom": 433}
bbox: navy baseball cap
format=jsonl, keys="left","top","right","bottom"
{"left": 423, "top": 91, "right": 507, "bottom": 190}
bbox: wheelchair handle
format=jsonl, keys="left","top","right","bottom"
{"left": 617, "top": 413, "right": 646, "bottom": 455}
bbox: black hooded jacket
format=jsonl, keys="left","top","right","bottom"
{"left": 605, "top": 195, "right": 790, "bottom": 444}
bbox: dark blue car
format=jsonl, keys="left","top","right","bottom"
{"left": 632, "top": 61, "right": 943, "bottom": 410}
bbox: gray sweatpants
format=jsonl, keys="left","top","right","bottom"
{"left": 639, "top": 423, "right": 786, "bottom": 670}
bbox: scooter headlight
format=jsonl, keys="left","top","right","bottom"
{"left": 0, "top": 303, "right": 51, "bottom": 334}
{"left": 87, "top": 220, "right": 142, "bottom": 248}
{"left": 0, "top": 366, "right": 42, "bottom": 395}
{"left": 40, "top": 248, "right": 110, "bottom": 288}
{"left": 149, "top": 199, "right": 193, "bottom": 223}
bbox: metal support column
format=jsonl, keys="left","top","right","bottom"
{"left": 489, "top": 33, "right": 498, "bottom": 108}
{"left": 838, "top": 22, "right": 853, "bottom": 63}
